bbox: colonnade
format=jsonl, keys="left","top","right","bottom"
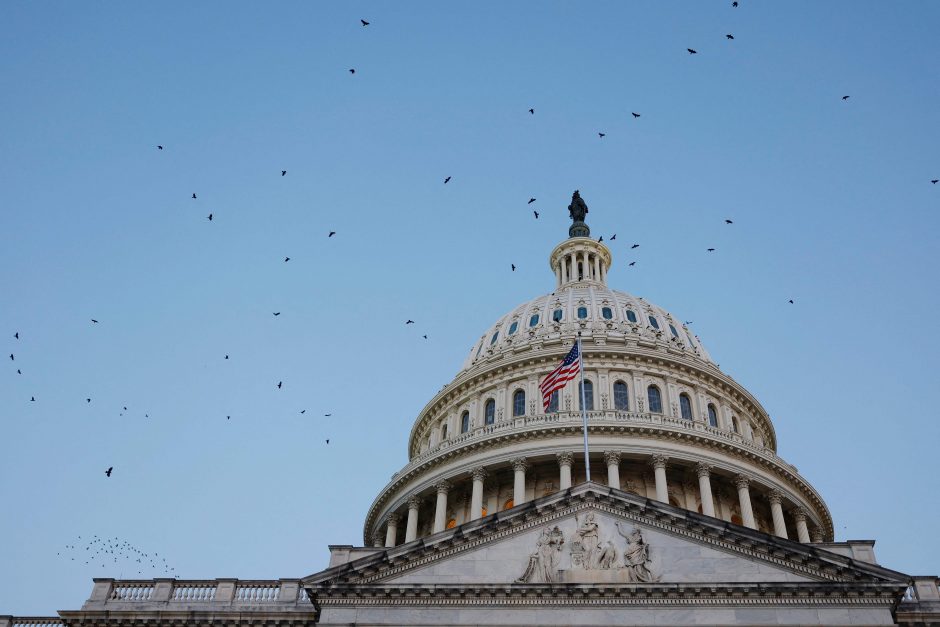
{"left": 377, "top": 452, "right": 824, "bottom": 549}
{"left": 555, "top": 249, "right": 606, "bottom": 286}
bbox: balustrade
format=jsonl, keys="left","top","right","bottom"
{"left": 80, "top": 579, "right": 304, "bottom": 608}
{"left": 109, "top": 583, "right": 154, "bottom": 601}
{"left": 234, "top": 584, "right": 279, "bottom": 602}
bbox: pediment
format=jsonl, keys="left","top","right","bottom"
{"left": 305, "top": 484, "right": 907, "bottom": 589}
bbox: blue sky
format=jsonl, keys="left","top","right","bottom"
{"left": 1, "top": 0, "right": 939, "bottom": 614}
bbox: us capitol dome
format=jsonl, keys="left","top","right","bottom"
{"left": 364, "top": 192, "right": 832, "bottom": 549}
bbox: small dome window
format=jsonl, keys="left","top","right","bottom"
{"left": 626, "top": 309, "right": 638, "bottom": 323}
{"left": 508, "top": 321, "right": 518, "bottom": 335}
{"left": 707, "top": 404, "right": 718, "bottom": 427}
{"left": 578, "top": 380, "right": 594, "bottom": 410}
{"left": 512, "top": 389, "right": 526, "bottom": 416}
{"left": 440, "top": 422, "right": 448, "bottom": 439}
{"left": 649, "top": 316, "right": 660, "bottom": 330}
{"left": 529, "top": 313, "right": 540, "bottom": 327}
{"left": 731, "top": 415, "right": 739, "bottom": 433}
{"left": 461, "top": 411, "right": 470, "bottom": 433}
{"left": 577, "top": 306, "right": 588, "bottom": 319}
{"left": 490, "top": 331, "right": 499, "bottom": 345}
{"left": 669, "top": 324, "right": 679, "bottom": 338}
{"left": 484, "top": 399, "right": 496, "bottom": 425}
{"left": 647, "top": 385, "right": 663, "bottom": 413}
{"left": 602, "top": 307, "right": 613, "bottom": 320}
{"left": 613, "top": 381, "right": 629, "bottom": 410}
{"left": 679, "top": 393, "right": 693, "bottom": 420}
{"left": 474, "top": 343, "right": 483, "bottom": 359}
{"left": 552, "top": 309, "right": 563, "bottom": 322}
{"left": 547, "top": 390, "right": 559, "bottom": 413}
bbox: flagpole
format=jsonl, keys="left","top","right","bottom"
{"left": 577, "top": 332, "right": 591, "bottom": 482}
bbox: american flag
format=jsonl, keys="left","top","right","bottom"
{"left": 539, "top": 342, "right": 581, "bottom": 411}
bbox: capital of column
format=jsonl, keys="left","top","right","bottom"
{"left": 407, "top": 495, "right": 422, "bottom": 510}
{"left": 511, "top": 457, "right": 529, "bottom": 472}
{"left": 793, "top": 506, "right": 808, "bottom": 523}
{"left": 768, "top": 489, "right": 783, "bottom": 506}
{"left": 810, "top": 527, "right": 825, "bottom": 543}
{"left": 556, "top": 451, "right": 575, "bottom": 467}
{"left": 471, "top": 466, "right": 488, "bottom": 482}
{"left": 695, "top": 462, "right": 713, "bottom": 478}
{"left": 386, "top": 512, "right": 400, "bottom": 526}
{"left": 603, "top": 450, "right": 621, "bottom": 466}
{"left": 733, "top": 474, "right": 751, "bottom": 490}
{"left": 435, "top": 480, "right": 452, "bottom": 494}
{"left": 650, "top": 454, "right": 668, "bottom": 470}
{"left": 372, "top": 532, "right": 383, "bottom": 546}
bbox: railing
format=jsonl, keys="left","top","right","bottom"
{"left": 109, "top": 583, "right": 154, "bottom": 601}
{"left": 235, "top": 583, "right": 279, "bottom": 602}
{"left": 172, "top": 582, "right": 216, "bottom": 602}
{"left": 81, "top": 579, "right": 311, "bottom": 610}
{"left": 10, "top": 619, "right": 65, "bottom": 627}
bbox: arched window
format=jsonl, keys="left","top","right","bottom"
{"left": 679, "top": 394, "right": 693, "bottom": 420}
{"left": 552, "top": 309, "right": 563, "bottom": 322}
{"left": 579, "top": 380, "right": 594, "bottom": 411}
{"left": 461, "top": 411, "right": 470, "bottom": 433}
{"left": 512, "top": 389, "right": 526, "bottom": 416}
{"left": 669, "top": 324, "right": 680, "bottom": 338}
{"left": 648, "top": 316, "right": 660, "bottom": 330}
{"left": 707, "top": 404, "right": 718, "bottom": 427}
{"left": 731, "top": 415, "right": 739, "bottom": 433}
{"left": 613, "top": 380, "right": 629, "bottom": 410}
{"left": 529, "top": 313, "right": 540, "bottom": 327}
{"left": 602, "top": 307, "right": 613, "bottom": 320}
{"left": 626, "top": 309, "right": 638, "bottom": 323}
{"left": 441, "top": 422, "right": 448, "bottom": 440}
{"left": 577, "top": 306, "right": 588, "bottom": 319}
{"left": 647, "top": 385, "right": 663, "bottom": 413}
{"left": 474, "top": 343, "right": 483, "bottom": 359}
{"left": 508, "top": 321, "right": 518, "bottom": 335}
{"left": 484, "top": 399, "right": 496, "bottom": 425}
{"left": 547, "top": 390, "right": 559, "bottom": 413}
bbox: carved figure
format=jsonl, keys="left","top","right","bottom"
{"left": 616, "top": 523, "right": 658, "bottom": 582}
{"left": 568, "top": 190, "right": 589, "bottom": 223}
{"left": 517, "top": 526, "right": 565, "bottom": 583}
{"left": 597, "top": 540, "right": 619, "bottom": 569}
{"left": 571, "top": 513, "right": 601, "bottom": 569}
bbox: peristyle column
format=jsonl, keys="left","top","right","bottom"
{"left": 432, "top": 480, "right": 451, "bottom": 533}
{"left": 650, "top": 454, "right": 669, "bottom": 503}
{"left": 557, "top": 452, "right": 574, "bottom": 489}
{"left": 768, "top": 489, "right": 788, "bottom": 539}
{"left": 384, "top": 512, "right": 400, "bottom": 548}
{"left": 793, "top": 507, "right": 811, "bottom": 543}
{"left": 734, "top": 474, "right": 756, "bottom": 529}
{"left": 603, "top": 451, "right": 621, "bottom": 490}
{"left": 511, "top": 458, "right": 528, "bottom": 505}
{"left": 470, "top": 467, "right": 487, "bottom": 520}
{"left": 696, "top": 462, "right": 715, "bottom": 517}
{"left": 405, "top": 495, "right": 421, "bottom": 543}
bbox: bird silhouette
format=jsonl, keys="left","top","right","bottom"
{"left": 707, "top": 248, "right": 716, "bottom": 252}
{"left": 325, "top": 439, "right": 330, "bottom": 444}
{"left": 842, "top": 95, "right": 850, "bottom": 100}
{"left": 17, "top": 369, "right": 21, "bottom": 374}
{"left": 273, "top": 312, "right": 281, "bottom": 316}
{"left": 406, "top": 320, "right": 414, "bottom": 324}
{"left": 226, "top": 415, "right": 230, "bottom": 420}
{"left": 598, "top": 236, "right": 604, "bottom": 242}
{"left": 14, "top": 332, "right": 18, "bottom": 339}
{"left": 361, "top": 19, "right": 369, "bottom": 26}
{"left": 610, "top": 234, "right": 616, "bottom": 240}
{"left": 277, "top": 381, "right": 282, "bottom": 389}
{"left": 225, "top": 355, "right": 229, "bottom": 359}
{"left": 533, "top": 211, "right": 539, "bottom": 219}
{"left": 684, "top": 321, "right": 693, "bottom": 325}
{"left": 192, "top": 193, "right": 197, "bottom": 199}
{"left": 931, "top": 179, "right": 938, "bottom": 184}
{"left": 300, "top": 410, "right": 306, "bottom": 414}
{"left": 444, "top": 176, "right": 451, "bottom": 184}
{"left": 284, "top": 257, "right": 290, "bottom": 262}
{"left": 30, "top": 396, "right": 35, "bottom": 401}
{"left": 725, "top": 219, "right": 733, "bottom": 224}
{"left": 86, "top": 398, "right": 91, "bottom": 403}
{"left": 628, "top": 261, "right": 636, "bottom": 266}
{"left": 157, "top": 145, "right": 163, "bottom": 150}
{"left": 726, "top": 34, "right": 734, "bottom": 40}
{"left": 631, "top": 112, "right": 640, "bottom": 118}
{"left": 598, "top": 132, "right": 606, "bottom": 138}
{"left": 788, "top": 299, "right": 794, "bottom": 304}
{"left": 528, "top": 198, "right": 536, "bottom": 204}
{"left": 631, "top": 244, "right": 640, "bottom": 249}
{"left": 91, "top": 319, "right": 99, "bottom": 324}
{"left": 349, "top": 68, "right": 355, "bottom": 74}
{"left": 528, "top": 108, "right": 534, "bottom": 114}
{"left": 281, "top": 170, "right": 287, "bottom": 176}
{"left": 687, "top": 48, "right": 698, "bottom": 54}
{"left": 511, "top": 264, "right": 516, "bottom": 271}
{"left": 105, "top": 467, "right": 113, "bottom": 477}
{"left": 732, "top": 1, "right": 738, "bottom": 5}
{"left": 325, "top": 413, "right": 332, "bottom": 417}
{"left": 423, "top": 334, "right": 428, "bottom": 339}
{"left": 329, "top": 231, "right": 336, "bottom": 237}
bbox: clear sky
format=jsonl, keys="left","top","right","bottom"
{"left": 1, "top": 0, "right": 939, "bottom": 614}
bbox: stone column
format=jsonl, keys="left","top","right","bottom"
{"left": 511, "top": 458, "right": 528, "bottom": 505}
{"left": 593, "top": 254, "right": 600, "bottom": 281}
{"left": 555, "top": 263, "right": 562, "bottom": 286}
{"left": 470, "top": 467, "right": 487, "bottom": 520}
{"left": 557, "top": 452, "right": 574, "bottom": 489}
{"left": 650, "top": 454, "right": 669, "bottom": 503}
{"left": 405, "top": 495, "right": 421, "bottom": 542}
{"left": 372, "top": 531, "right": 384, "bottom": 548}
{"left": 384, "top": 512, "right": 400, "bottom": 548}
{"left": 793, "top": 507, "right": 811, "bottom": 543}
{"left": 604, "top": 451, "right": 621, "bottom": 489}
{"left": 696, "top": 462, "right": 715, "bottom": 517}
{"left": 768, "top": 489, "right": 788, "bottom": 539}
{"left": 433, "top": 480, "right": 451, "bottom": 533}
{"left": 810, "top": 527, "right": 824, "bottom": 544}
{"left": 734, "top": 475, "right": 756, "bottom": 529}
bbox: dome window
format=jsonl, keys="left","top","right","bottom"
{"left": 440, "top": 422, "right": 448, "bottom": 440}
{"left": 602, "top": 307, "right": 613, "bottom": 320}
{"left": 508, "top": 321, "right": 518, "bottom": 335}
{"left": 512, "top": 389, "right": 526, "bottom": 416}
{"left": 626, "top": 309, "right": 638, "bottom": 323}
{"left": 474, "top": 343, "right": 483, "bottom": 359}
{"left": 647, "top": 385, "right": 663, "bottom": 413}
{"left": 547, "top": 390, "right": 559, "bottom": 413}
{"left": 490, "top": 331, "right": 499, "bottom": 345}
{"left": 669, "top": 324, "right": 679, "bottom": 338}
{"left": 731, "top": 415, "right": 739, "bottom": 433}
{"left": 484, "top": 399, "right": 496, "bottom": 425}
{"left": 529, "top": 314, "right": 540, "bottom": 327}
{"left": 613, "top": 380, "right": 629, "bottom": 410}
{"left": 577, "top": 306, "right": 588, "bottom": 319}
{"left": 460, "top": 411, "right": 470, "bottom": 433}
{"left": 552, "top": 309, "right": 563, "bottom": 322}
{"left": 649, "top": 316, "right": 660, "bottom": 330}
{"left": 707, "top": 404, "right": 719, "bottom": 427}
{"left": 578, "top": 380, "right": 594, "bottom": 410}
{"left": 679, "top": 394, "right": 693, "bottom": 420}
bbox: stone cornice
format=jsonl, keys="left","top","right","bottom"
{"left": 56, "top": 611, "right": 318, "bottom": 627}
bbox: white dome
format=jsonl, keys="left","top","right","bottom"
{"left": 462, "top": 285, "right": 713, "bottom": 371}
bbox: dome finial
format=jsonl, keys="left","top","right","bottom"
{"left": 568, "top": 190, "right": 590, "bottom": 238}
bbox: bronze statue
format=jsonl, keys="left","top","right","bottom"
{"left": 568, "top": 190, "right": 589, "bottom": 223}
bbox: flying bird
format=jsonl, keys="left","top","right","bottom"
{"left": 533, "top": 211, "right": 539, "bottom": 219}
{"left": 631, "top": 244, "right": 640, "bottom": 249}
{"left": 105, "top": 467, "right": 113, "bottom": 477}
{"left": 684, "top": 321, "right": 693, "bottom": 325}
{"left": 227, "top": 415, "right": 230, "bottom": 420}
{"left": 324, "top": 414, "right": 332, "bottom": 417}
{"left": 528, "top": 108, "right": 534, "bottom": 114}
{"left": 725, "top": 219, "right": 733, "bottom": 224}
{"left": 328, "top": 231, "right": 336, "bottom": 237}
{"left": 281, "top": 170, "right": 287, "bottom": 176}
{"left": 349, "top": 68, "right": 356, "bottom": 74}
{"left": 225, "top": 355, "right": 229, "bottom": 359}
{"left": 284, "top": 257, "right": 290, "bottom": 262}
{"left": 610, "top": 234, "right": 616, "bottom": 240}
{"left": 277, "top": 381, "right": 282, "bottom": 389}
{"left": 325, "top": 439, "right": 330, "bottom": 444}
{"left": 273, "top": 312, "right": 281, "bottom": 316}
{"left": 300, "top": 410, "right": 306, "bottom": 414}
{"left": 726, "top": 34, "right": 734, "bottom": 40}
{"left": 91, "top": 319, "right": 99, "bottom": 323}
{"left": 732, "top": 1, "right": 738, "bottom": 5}
{"left": 687, "top": 48, "right": 698, "bottom": 54}
{"left": 157, "top": 145, "right": 163, "bottom": 150}
{"left": 360, "top": 19, "right": 369, "bottom": 26}
{"left": 842, "top": 95, "right": 850, "bottom": 100}
{"left": 30, "top": 396, "right": 35, "bottom": 401}
{"left": 931, "top": 179, "right": 938, "bottom": 184}
{"left": 444, "top": 176, "right": 451, "bottom": 184}
{"left": 423, "top": 335, "right": 428, "bottom": 340}
{"left": 207, "top": 214, "right": 213, "bottom": 221}
{"left": 598, "top": 132, "right": 606, "bottom": 138}
{"left": 16, "top": 369, "right": 21, "bottom": 374}
{"left": 528, "top": 198, "right": 536, "bottom": 204}
{"left": 598, "top": 236, "right": 603, "bottom": 242}
{"left": 628, "top": 261, "right": 636, "bottom": 266}
{"left": 511, "top": 264, "right": 516, "bottom": 271}
{"left": 788, "top": 299, "right": 794, "bottom": 304}
{"left": 192, "top": 193, "right": 197, "bottom": 199}
{"left": 631, "top": 112, "right": 640, "bottom": 118}
{"left": 86, "top": 398, "right": 91, "bottom": 403}
{"left": 405, "top": 320, "right": 414, "bottom": 324}
{"left": 14, "top": 332, "right": 18, "bottom": 339}
{"left": 707, "top": 248, "right": 715, "bottom": 252}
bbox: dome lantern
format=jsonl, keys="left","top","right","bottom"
{"left": 550, "top": 191, "right": 612, "bottom": 288}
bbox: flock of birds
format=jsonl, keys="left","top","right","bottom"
{"left": 57, "top": 535, "right": 176, "bottom": 577}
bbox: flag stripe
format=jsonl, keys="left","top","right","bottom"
{"left": 539, "top": 343, "right": 581, "bottom": 410}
